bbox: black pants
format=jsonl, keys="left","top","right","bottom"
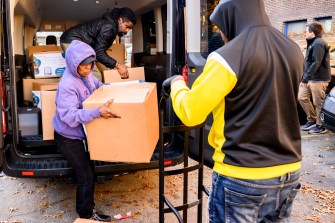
{"left": 54, "top": 131, "right": 95, "bottom": 218}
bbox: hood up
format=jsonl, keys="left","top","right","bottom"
{"left": 65, "top": 40, "right": 96, "bottom": 78}
{"left": 210, "top": 0, "right": 271, "bottom": 41}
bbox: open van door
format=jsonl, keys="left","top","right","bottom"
{"left": 185, "top": 0, "right": 222, "bottom": 168}
{"left": 1, "top": 0, "right": 17, "bottom": 172}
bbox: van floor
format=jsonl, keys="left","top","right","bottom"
{"left": 19, "top": 136, "right": 60, "bottom": 155}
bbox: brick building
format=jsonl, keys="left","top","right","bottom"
{"left": 264, "top": 0, "right": 335, "bottom": 46}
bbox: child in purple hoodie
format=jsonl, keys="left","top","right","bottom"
{"left": 53, "top": 40, "right": 118, "bottom": 221}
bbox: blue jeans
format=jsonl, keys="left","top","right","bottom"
{"left": 208, "top": 170, "right": 301, "bottom": 223}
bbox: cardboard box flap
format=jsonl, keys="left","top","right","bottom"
{"left": 103, "top": 67, "right": 145, "bottom": 84}
{"left": 26, "top": 45, "right": 63, "bottom": 60}
{"left": 85, "top": 85, "right": 149, "bottom": 105}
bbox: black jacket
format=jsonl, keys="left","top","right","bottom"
{"left": 60, "top": 12, "right": 118, "bottom": 68}
{"left": 302, "top": 36, "right": 331, "bottom": 83}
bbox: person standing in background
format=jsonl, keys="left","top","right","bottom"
{"left": 162, "top": 0, "right": 304, "bottom": 222}
{"left": 298, "top": 22, "right": 331, "bottom": 134}
{"left": 60, "top": 7, "right": 136, "bottom": 81}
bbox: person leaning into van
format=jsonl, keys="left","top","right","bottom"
{"left": 161, "top": 0, "right": 304, "bottom": 222}
{"left": 53, "top": 40, "right": 120, "bottom": 222}
{"left": 60, "top": 7, "right": 136, "bottom": 81}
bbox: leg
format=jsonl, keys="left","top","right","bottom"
{"left": 298, "top": 84, "right": 316, "bottom": 122}
{"left": 208, "top": 172, "right": 267, "bottom": 223}
{"left": 309, "top": 82, "right": 328, "bottom": 125}
{"left": 92, "top": 64, "right": 103, "bottom": 81}
{"left": 208, "top": 171, "right": 301, "bottom": 223}
{"left": 261, "top": 171, "right": 301, "bottom": 223}
{"left": 54, "top": 132, "right": 95, "bottom": 218}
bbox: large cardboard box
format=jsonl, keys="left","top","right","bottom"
{"left": 31, "top": 90, "right": 57, "bottom": 140}
{"left": 82, "top": 82, "right": 159, "bottom": 163}
{"left": 96, "top": 44, "right": 126, "bottom": 73}
{"left": 103, "top": 67, "right": 145, "bottom": 84}
{"left": 23, "top": 78, "right": 60, "bottom": 101}
{"left": 31, "top": 51, "right": 66, "bottom": 78}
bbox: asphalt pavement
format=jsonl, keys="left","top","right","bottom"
{"left": 0, "top": 130, "right": 334, "bottom": 223}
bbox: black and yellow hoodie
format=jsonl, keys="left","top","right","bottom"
{"left": 170, "top": 0, "right": 305, "bottom": 180}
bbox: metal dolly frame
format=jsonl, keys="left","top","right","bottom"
{"left": 158, "top": 96, "right": 209, "bottom": 223}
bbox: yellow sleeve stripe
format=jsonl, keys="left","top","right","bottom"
{"left": 170, "top": 53, "right": 237, "bottom": 127}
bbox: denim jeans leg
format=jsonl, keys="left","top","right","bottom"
{"left": 208, "top": 171, "right": 301, "bottom": 223}
{"left": 54, "top": 132, "right": 95, "bottom": 217}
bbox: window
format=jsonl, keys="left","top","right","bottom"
{"left": 35, "top": 31, "right": 62, "bottom": 46}
{"left": 316, "top": 17, "right": 332, "bottom": 33}
{"left": 120, "top": 30, "right": 133, "bottom": 66}
{"left": 200, "top": 0, "right": 223, "bottom": 58}
{"left": 142, "top": 10, "right": 156, "bottom": 55}
{"left": 285, "top": 20, "right": 307, "bottom": 38}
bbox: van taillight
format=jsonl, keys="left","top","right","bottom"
{"left": 182, "top": 65, "right": 188, "bottom": 86}
{"left": 22, "top": 171, "right": 34, "bottom": 176}
{"left": 164, "top": 160, "right": 173, "bottom": 166}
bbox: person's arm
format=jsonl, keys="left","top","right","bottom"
{"left": 170, "top": 52, "right": 237, "bottom": 126}
{"left": 301, "top": 41, "right": 325, "bottom": 83}
{"left": 55, "top": 86, "right": 100, "bottom": 127}
{"left": 92, "top": 24, "right": 118, "bottom": 67}
{"left": 93, "top": 26, "right": 129, "bottom": 78}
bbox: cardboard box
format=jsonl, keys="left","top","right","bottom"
{"left": 82, "top": 82, "right": 158, "bottom": 163}
{"left": 73, "top": 218, "right": 100, "bottom": 223}
{"left": 40, "top": 21, "right": 65, "bottom": 31}
{"left": 30, "top": 90, "right": 56, "bottom": 140}
{"left": 40, "top": 91, "right": 57, "bottom": 140}
{"left": 31, "top": 51, "right": 66, "bottom": 78}
{"left": 103, "top": 67, "right": 145, "bottom": 84}
{"left": 96, "top": 44, "right": 126, "bottom": 73}
{"left": 26, "top": 45, "right": 63, "bottom": 63}
{"left": 33, "top": 81, "right": 59, "bottom": 91}
{"left": 23, "top": 78, "right": 60, "bottom": 101}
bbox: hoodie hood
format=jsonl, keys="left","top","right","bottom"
{"left": 65, "top": 40, "right": 96, "bottom": 78}
{"left": 210, "top": 0, "right": 271, "bottom": 41}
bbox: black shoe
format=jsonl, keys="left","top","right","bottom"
{"left": 308, "top": 124, "right": 328, "bottom": 134}
{"left": 301, "top": 121, "right": 316, "bottom": 131}
{"left": 87, "top": 212, "right": 111, "bottom": 222}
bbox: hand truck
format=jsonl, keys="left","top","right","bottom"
{"left": 158, "top": 96, "right": 209, "bottom": 223}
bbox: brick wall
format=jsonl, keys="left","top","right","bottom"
{"left": 264, "top": 0, "right": 335, "bottom": 42}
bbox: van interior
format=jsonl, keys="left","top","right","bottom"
{"left": 2, "top": 0, "right": 186, "bottom": 174}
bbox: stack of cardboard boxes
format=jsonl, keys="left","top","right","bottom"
{"left": 22, "top": 45, "right": 64, "bottom": 140}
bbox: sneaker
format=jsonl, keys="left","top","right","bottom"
{"left": 87, "top": 212, "right": 111, "bottom": 222}
{"left": 300, "top": 121, "right": 316, "bottom": 131}
{"left": 308, "top": 124, "right": 328, "bottom": 134}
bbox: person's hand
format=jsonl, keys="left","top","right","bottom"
{"left": 116, "top": 63, "right": 129, "bottom": 79}
{"left": 161, "top": 75, "right": 184, "bottom": 98}
{"left": 99, "top": 99, "right": 121, "bottom": 119}
{"left": 300, "top": 82, "right": 308, "bottom": 87}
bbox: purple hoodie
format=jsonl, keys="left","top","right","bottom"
{"left": 52, "top": 40, "right": 104, "bottom": 140}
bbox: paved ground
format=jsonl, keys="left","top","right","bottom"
{"left": 0, "top": 131, "right": 334, "bottom": 223}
